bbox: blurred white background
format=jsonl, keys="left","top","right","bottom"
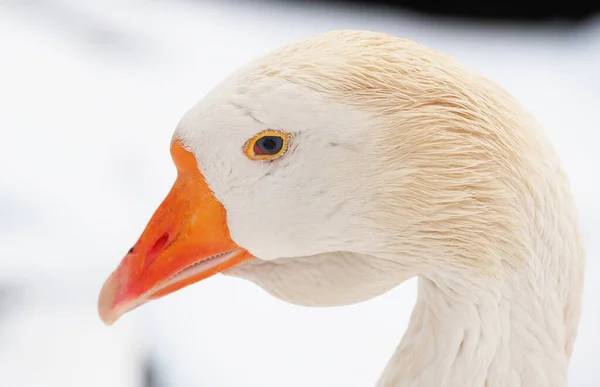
{"left": 0, "top": 1, "right": 599, "bottom": 386}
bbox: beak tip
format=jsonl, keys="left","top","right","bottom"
{"left": 98, "top": 271, "right": 121, "bottom": 326}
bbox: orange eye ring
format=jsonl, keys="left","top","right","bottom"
{"left": 244, "top": 130, "right": 291, "bottom": 161}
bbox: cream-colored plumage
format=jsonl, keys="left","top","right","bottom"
{"left": 169, "top": 30, "right": 585, "bottom": 386}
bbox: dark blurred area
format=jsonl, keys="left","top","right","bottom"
{"left": 278, "top": 0, "right": 600, "bottom": 23}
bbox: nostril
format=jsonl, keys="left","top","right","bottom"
{"left": 146, "top": 233, "right": 169, "bottom": 267}
{"left": 128, "top": 247, "right": 134, "bottom": 254}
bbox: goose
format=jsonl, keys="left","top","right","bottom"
{"left": 97, "top": 30, "right": 586, "bottom": 387}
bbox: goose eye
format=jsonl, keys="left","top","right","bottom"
{"left": 255, "top": 136, "right": 283, "bottom": 155}
{"left": 244, "top": 130, "right": 290, "bottom": 160}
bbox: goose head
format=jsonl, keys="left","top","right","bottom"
{"left": 97, "top": 32, "right": 583, "bottom": 372}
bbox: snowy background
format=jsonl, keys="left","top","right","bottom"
{"left": 0, "top": 1, "right": 599, "bottom": 386}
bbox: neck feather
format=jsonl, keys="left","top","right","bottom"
{"left": 376, "top": 249, "right": 582, "bottom": 387}
{"left": 367, "top": 88, "right": 586, "bottom": 386}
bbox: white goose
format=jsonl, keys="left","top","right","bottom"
{"left": 98, "top": 30, "right": 585, "bottom": 387}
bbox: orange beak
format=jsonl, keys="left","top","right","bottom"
{"left": 97, "top": 141, "right": 253, "bottom": 325}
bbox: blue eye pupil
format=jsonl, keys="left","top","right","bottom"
{"left": 257, "top": 136, "right": 283, "bottom": 155}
